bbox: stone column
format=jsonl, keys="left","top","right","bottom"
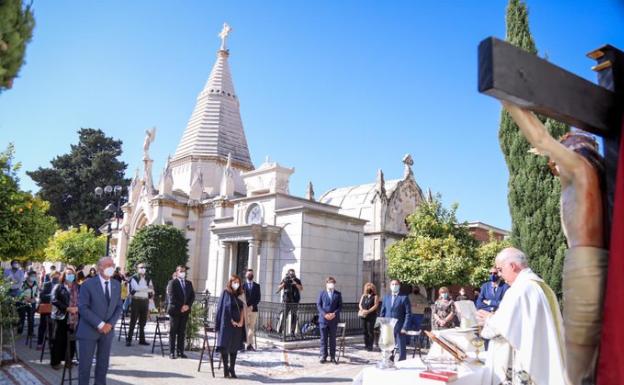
{"left": 248, "top": 239, "right": 259, "bottom": 272}
{"left": 216, "top": 242, "right": 230, "bottom": 294}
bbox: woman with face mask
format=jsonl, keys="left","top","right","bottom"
{"left": 37, "top": 271, "right": 60, "bottom": 349}
{"left": 17, "top": 271, "right": 39, "bottom": 337}
{"left": 432, "top": 287, "right": 457, "bottom": 330}
{"left": 214, "top": 275, "right": 247, "bottom": 378}
{"left": 358, "top": 282, "right": 379, "bottom": 351}
{"left": 50, "top": 267, "right": 79, "bottom": 369}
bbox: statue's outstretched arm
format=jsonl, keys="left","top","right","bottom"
{"left": 502, "top": 101, "right": 581, "bottom": 177}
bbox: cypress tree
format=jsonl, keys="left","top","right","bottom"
{"left": 0, "top": 0, "right": 35, "bottom": 92}
{"left": 500, "top": 0, "right": 568, "bottom": 295}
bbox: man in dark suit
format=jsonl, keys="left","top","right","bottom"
{"left": 243, "top": 268, "right": 261, "bottom": 351}
{"left": 166, "top": 265, "right": 195, "bottom": 359}
{"left": 316, "top": 276, "right": 342, "bottom": 364}
{"left": 77, "top": 256, "right": 123, "bottom": 385}
{"left": 380, "top": 279, "right": 411, "bottom": 361}
{"left": 476, "top": 267, "right": 510, "bottom": 312}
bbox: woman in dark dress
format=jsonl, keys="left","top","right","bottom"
{"left": 215, "top": 275, "right": 246, "bottom": 378}
{"left": 50, "top": 267, "right": 79, "bottom": 369}
{"left": 358, "top": 282, "right": 379, "bottom": 351}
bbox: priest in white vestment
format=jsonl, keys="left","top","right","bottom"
{"left": 477, "top": 247, "right": 567, "bottom": 385}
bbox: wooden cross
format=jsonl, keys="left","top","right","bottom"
{"left": 478, "top": 37, "right": 624, "bottom": 229}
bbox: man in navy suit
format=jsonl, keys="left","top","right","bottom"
{"left": 243, "top": 269, "right": 261, "bottom": 351}
{"left": 317, "top": 276, "right": 342, "bottom": 364}
{"left": 380, "top": 279, "right": 411, "bottom": 361}
{"left": 166, "top": 265, "right": 195, "bottom": 359}
{"left": 77, "top": 256, "right": 123, "bottom": 385}
{"left": 476, "top": 267, "right": 510, "bottom": 312}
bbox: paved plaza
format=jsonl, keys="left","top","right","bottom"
{"left": 1, "top": 317, "right": 391, "bottom": 385}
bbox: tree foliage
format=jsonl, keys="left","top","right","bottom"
{"left": 0, "top": 0, "right": 35, "bottom": 93}
{"left": 470, "top": 232, "right": 513, "bottom": 286}
{"left": 126, "top": 225, "right": 189, "bottom": 302}
{"left": 45, "top": 225, "right": 106, "bottom": 267}
{"left": 386, "top": 195, "right": 479, "bottom": 289}
{"left": 0, "top": 144, "right": 57, "bottom": 262}
{"left": 500, "top": 0, "right": 568, "bottom": 296}
{"left": 27, "top": 128, "right": 129, "bottom": 230}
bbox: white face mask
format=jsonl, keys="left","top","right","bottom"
{"left": 178, "top": 272, "right": 186, "bottom": 279}
{"left": 103, "top": 267, "right": 115, "bottom": 278}
{"left": 138, "top": 268, "right": 146, "bottom": 274}
{"left": 232, "top": 282, "right": 240, "bottom": 290}
{"left": 390, "top": 285, "right": 400, "bottom": 294}
{"left": 326, "top": 283, "right": 335, "bottom": 290}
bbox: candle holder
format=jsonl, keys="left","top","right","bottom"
{"left": 375, "top": 317, "right": 398, "bottom": 369}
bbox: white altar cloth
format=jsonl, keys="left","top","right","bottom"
{"left": 352, "top": 357, "right": 486, "bottom": 385}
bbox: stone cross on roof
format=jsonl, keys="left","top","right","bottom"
{"left": 219, "top": 23, "right": 232, "bottom": 51}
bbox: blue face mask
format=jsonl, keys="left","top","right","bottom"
{"left": 490, "top": 273, "right": 499, "bottom": 282}
{"left": 29, "top": 276, "right": 37, "bottom": 283}
{"left": 66, "top": 274, "right": 75, "bottom": 283}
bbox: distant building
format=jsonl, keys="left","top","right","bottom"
{"left": 467, "top": 221, "right": 510, "bottom": 243}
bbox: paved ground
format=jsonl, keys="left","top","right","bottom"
{"left": 1, "top": 317, "right": 400, "bottom": 385}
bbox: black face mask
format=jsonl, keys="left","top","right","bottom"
{"left": 246, "top": 275, "right": 254, "bottom": 281}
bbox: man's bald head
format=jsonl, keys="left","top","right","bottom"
{"left": 495, "top": 247, "right": 529, "bottom": 285}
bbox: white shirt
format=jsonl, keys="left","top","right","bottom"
{"left": 130, "top": 276, "right": 151, "bottom": 299}
{"left": 97, "top": 274, "right": 111, "bottom": 330}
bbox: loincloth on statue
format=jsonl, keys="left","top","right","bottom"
{"left": 562, "top": 246, "right": 608, "bottom": 347}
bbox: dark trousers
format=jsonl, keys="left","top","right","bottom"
{"left": 319, "top": 323, "right": 337, "bottom": 359}
{"left": 281, "top": 303, "right": 298, "bottom": 334}
{"left": 394, "top": 329, "right": 407, "bottom": 361}
{"left": 362, "top": 316, "right": 376, "bottom": 350}
{"left": 37, "top": 314, "right": 50, "bottom": 345}
{"left": 128, "top": 298, "right": 149, "bottom": 342}
{"left": 169, "top": 313, "right": 189, "bottom": 355}
{"left": 51, "top": 319, "right": 75, "bottom": 366}
{"left": 78, "top": 332, "right": 114, "bottom": 385}
{"left": 17, "top": 302, "right": 36, "bottom": 335}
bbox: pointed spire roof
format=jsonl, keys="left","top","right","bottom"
{"left": 172, "top": 23, "right": 253, "bottom": 170}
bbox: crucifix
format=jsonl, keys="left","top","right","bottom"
{"left": 479, "top": 37, "right": 624, "bottom": 385}
{"left": 218, "top": 22, "right": 232, "bottom": 51}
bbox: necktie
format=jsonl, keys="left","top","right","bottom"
{"left": 105, "top": 281, "right": 111, "bottom": 304}
{"left": 179, "top": 279, "right": 186, "bottom": 298}
{"left": 392, "top": 295, "right": 396, "bottom": 307}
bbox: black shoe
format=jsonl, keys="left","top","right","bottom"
{"left": 169, "top": 353, "right": 176, "bottom": 359}
{"left": 247, "top": 344, "right": 255, "bottom": 351}
{"left": 229, "top": 369, "right": 237, "bottom": 379}
{"left": 319, "top": 357, "right": 327, "bottom": 364}
{"left": 139, "top": 340, "right": 150, "bottom": 346}
{"left": 331, "top": 358, "right": 339, "bottom": 365}
{"left": 125, "top": 340, "right": 131, "bottom": 347}
{"left": 178, "top": 353, "right": 188, "bottom": 359}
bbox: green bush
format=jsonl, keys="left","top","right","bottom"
{"left": 126, "top": 225, "right": 189, "bottom": 304}
{"left": 185, "top": 302, "right": 204, "bottom": 350}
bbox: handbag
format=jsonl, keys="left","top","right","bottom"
{"left": 358, "top": 309, "right": 367, "bottom": 318}
{"left": 37, "top": 303, "right": 52, "bottom": 315}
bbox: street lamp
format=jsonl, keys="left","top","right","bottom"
{"left": 94, "top": 184, "right": 125, "bottom": 257}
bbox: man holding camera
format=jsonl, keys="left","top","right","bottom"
{"left": 276, "top": 269, "right": 303, "bottom": 335}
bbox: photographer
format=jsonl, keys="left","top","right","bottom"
{"left": 276, "top": 269, "right": 303, "bottom": 335}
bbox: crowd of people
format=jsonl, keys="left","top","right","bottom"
{"left": 2, "top": 255, "right": 516, "bottom": 382}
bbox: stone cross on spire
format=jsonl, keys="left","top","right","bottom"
{"left": 218, "top": 22, "right": 232, "bottom": 51}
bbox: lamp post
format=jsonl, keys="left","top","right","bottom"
{"left": 94, "top": 185, "right": 125, "bottom": 257}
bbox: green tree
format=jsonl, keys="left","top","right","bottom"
{"left": 500, "top": 0, "right": 568, "bottom": 295}
{"left": 0, "top": 0, "right": 35, "bottom": 93}
{"left": 470, "top": 232, "right": 513, "bottom": 287}
{"left": 0, "top": 144, "right": 57, "bottom": 262}
{"left": 386, "top": 195, "right": 479, "bottom": 295}
{"left": 45, "top": 225, "right": 106, "bottom": 267}
{"left": 27, "top": 128, "right": 129, "bottom": 230}
{"left": 126, "top": 225, "right": 189, "bottom": 303}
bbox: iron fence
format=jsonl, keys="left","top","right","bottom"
{"left": 194, "top": 292, "right": 364, "bottom": 342}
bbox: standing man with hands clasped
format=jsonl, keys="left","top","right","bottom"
{"left": 166, "top": 265, "right": 195, "bottom": 359}
{"left": 77, "top": 256, "right": 123, "bottom": 385}
{"left": 243, "top": 269, "right": 261, "bottom": 351}
{"left": 317, "top": 276, "right": 342, "bottom": 364}
{"left": 127, "top": 263, "right": 154, "bottom": 346}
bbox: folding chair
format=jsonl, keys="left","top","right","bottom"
{"left": 40, "top": 316, "right": 54, "bottom": 363}
{"left": 151, "top": 315, "right": 169, "bottom": 357}
{"left": 117, "top": 312, "right": 128, "bottom": 342}
{"left": 336, "top": 322, "right": 347, "bottom": 362}
{"left": 405, "top": 330, "right": 422, "bottom": 358}
{"left": 197, "top": 323, "right": 215, "bottom": 377}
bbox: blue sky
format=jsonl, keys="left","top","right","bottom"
{"left": 1, "top": 1, "right": 623, "bottom": 230}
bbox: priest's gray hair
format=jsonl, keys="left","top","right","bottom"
{"left": 496, "top": 247, "right": 529, "bottom": 268}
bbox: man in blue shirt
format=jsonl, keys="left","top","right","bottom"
{"left": 4, "top": 260, "right": 25, "bottom": 298}
{"left": 476, "top": 267, "right": 510, "bottom": 313}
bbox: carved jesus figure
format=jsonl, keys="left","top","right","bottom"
{"left": 503, "top": 101, "right": 607, "bottom": 385}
